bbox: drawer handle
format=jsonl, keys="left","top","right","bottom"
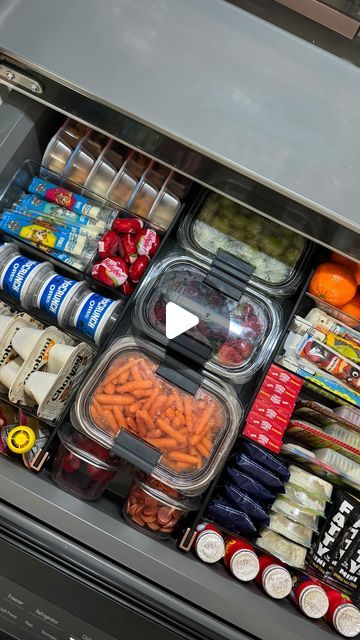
{"left": 0, "top": 64, "right": 43, "bottom": 94}
{"left": 274, "top": 0, "right": 360, "bottom": 39}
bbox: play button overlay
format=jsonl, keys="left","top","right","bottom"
{"left": 165, "top": 302, "right": 199, "bottom": 339}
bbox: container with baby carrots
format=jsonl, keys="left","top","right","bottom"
{"left": 72, "top": 336, "right": 242, "bottom": 495}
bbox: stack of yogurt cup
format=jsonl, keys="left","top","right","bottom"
{"left": 0, "top": 243, "right": 122, "bottom": 345}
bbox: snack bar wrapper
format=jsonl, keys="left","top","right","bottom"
{"left": 294, "top": 314, "right": 360, "bottom": 365}
{"left": 305, "top": 308, "right": 360, "bottom": 350}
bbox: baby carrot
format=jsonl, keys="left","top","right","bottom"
{"left": 145, "top": 392, "right": 166, "bottom": 413}
{"left": 157, "top": 418, "right": 186, "bottom": 444}
{"left": 92, "top": 398, "right": 102, "bottom": 413}
{"left": 172, "top": 391, "right": 183, "bottom": 414}
{"left": 184, "top": 397, "right": 193, "bottom": 432}
{"left": 147, "top": 428, "right": 162, "bottom": 439}
{"left": 202, "top": 435, "right": 212, "bottom": 450}
{"left": 196, "top": 441, "right": 210, "bottom": 458}
{"left": 137, "top": 409, "right": 155, "bottom": 431}
{"left": 103, "top": 358, "right": 141, "bottom": 385}
{"left": 167, "top": 451, "right": 200, "bottom": 465}
{"left": 132, "top": 389, "right": 153, "bottom": 398}
{"left": 104, "top": 382, "right": 115, "bottom": 395}
{"left": 118, "top": 380, "right": 152, "bottom": 393}
{"left": 103, "top": 409, "right": 118, "bottom": 434}
{"left": 131, "top": 363, "right": 143, "bottom": 381}
{"left": 117, "top": 369, "right": 130, "bottom": 385}
{"left": 135, "top": 412, "right": 147, "bottom": 439}
{"left": 113, "top": 406, "right": 125, "bottom": 428}
{"left": 126, "top": 416, "right": 137, "bottom": 432}
{"left": 146, "top": 437, "right": 178, "bottom": 449}
{"left": 95, "top": 394, "right": 134, "bottom": 405}
{"left": 90, "top": 404, "right": 99, "bottom": 421}
{"left": 165, "top": 407, "right": 176, "bottom": 419}
{"left": 190, "top": 407, "right": 213, "bottom": 446}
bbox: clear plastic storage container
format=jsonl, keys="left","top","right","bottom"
{"left": 123, "top": 477, "right": 196, "bottom": 539}
{"left": 42, "top": 132, "right": 73, "bottom": 175}
{"left": 284, "top": 483, "right": 327, "bottom": 515}
{"left": 179, "top": 193, "right": 310, "bottom": 296}
{"left": 334, "top": 405, "right": 360, "bottom": 427}
{"left": 51, "top": 425, "right": 121, "bottom": 501}
{"left": 133, "top": 254, "right": 280, "bottom": 383}
{"left": 268, "top": 512, "right": 314, "bottom": 547}
{"left": 324, "top": 422, "right": 360, "bottom": 450}
{"left": 288, "top": 464, "right": 333, "bottom": 500}
{"left": 72, "top": 337, "right": 242, "bottom": 495}
{"left": 315, "top": 448, "right": 360, "bottom": 484}
{"left": 271, "top": 496, "right": 319, "bottom": 530}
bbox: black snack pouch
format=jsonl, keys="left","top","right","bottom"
{"left": 308, "top": 489, "right": 360, "bottom": 580}
{"left": 207, "top": 499, "right": 258, "bottom": 536}
{"left": 226, "top": 468, "right": 276, "bottom": 505}
{"left": 242, "top": 441, "right": 290, "bottom": 481}
{"left": 223, "top": 483, "right": 270, "bottom": 524}
{"left": 327, "top": 504, "right": 360, "bottom": 595}
{"left": 233, "top": 453, "right": 285, "bottom": 492}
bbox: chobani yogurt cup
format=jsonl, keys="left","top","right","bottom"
{"left": 71, "top": 290, "right": 121, "bottom": 344}
{"left": 0, "top": 252, "right": 53, "bottom": 308}
{"left": 33, "top": 272, "right": 88, "bottom": 326}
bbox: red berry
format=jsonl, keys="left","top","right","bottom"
{"left": 61, "top": 451, "right": 81, "bottom": 473}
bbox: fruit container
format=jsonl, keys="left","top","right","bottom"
{"left": 133, "top": 253, "right": 281, "bottom": 383}
{"left": 72, "top": 336, "right": 242, "bottom": 495}
{"left": 51, "top": 424, "right": 121, "bottom": 501}
{"left": 179, "top": 192, "right": 310, "bottom": 296}
{"left": 123, "top": 476, "right": 196, "bottom": 538}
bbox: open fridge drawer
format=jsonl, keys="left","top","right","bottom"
{"left": 0, "top": 5, "right": 359, "bottom": 639}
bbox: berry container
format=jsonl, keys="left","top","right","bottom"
{"left": 133, "top": 253, "right": 281, "bottom": 383}
{"left": 51, "top": 425, "right": 121, "bottom": 501}
{"left": 179, "top": 192, "right": 311, "bottom": 296}
{"left": 72, "top": 336, "right": 242, "bottom": 495}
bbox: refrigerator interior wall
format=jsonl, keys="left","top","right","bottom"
{"left": 0, "top": 89, "right": 345, "bottom": 640}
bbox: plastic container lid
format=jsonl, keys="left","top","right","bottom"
{"left": 72, "top": 336, "right": 242, "bottom": 495}
{"left": 59, "top": 424, "right": 119, "bottom": 470}
{"left": 288, "top": 464, "right": 333, "bottom": 500}
{"left": 333, "top": 603, "right": 360, "bottom": 637}
{"left": 255, "top": 528, "right": 307, "bottom": 568}
{"left": 324, "top": 422, "right": 360, "bottom": 450}
{"left": 133, "top": 253, "right": 281, "bottom": 383}
{"left": 179, "top": 192, "right": 310, "bottom": 296}
{"left": 229, "top": 549, "right": 260, "bottom": 582}
{"left": 298, "top": 585, "right": 329, "bottom": 619}
{"left": 315, "top": 448, "right": 360, "bottom": 483}
{"left": 268, "top": 511, "right": 314, "bottom": 547}
{"left": 284, "top": 483, "right": 327, "bottom": 515}
{"left": 261, "top": 565, "right": 293, "bottom": 599}
{"left": 272, "top": 496, "right": 319, "bottom": 530}
{"left": 70, "top": 290, "right": 122, "bottom": 345}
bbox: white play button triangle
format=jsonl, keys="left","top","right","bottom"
{"left": 165, "top": 301, "right": 199, "bottom": 339}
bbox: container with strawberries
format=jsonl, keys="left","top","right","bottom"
{"left": 133, "top": 254, "right": 281, "bottom": 383}
{"left": 91, "top": 216, "right": 161, "bottom": 296}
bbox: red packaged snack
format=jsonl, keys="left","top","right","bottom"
{"left": 256, "top": 554, "right": 292, "bottom": 599}
{"left": 243, "top": 423, "right": 282, "bottom": 454}
{"left": 121, "top": 280, "right": 135, "bottom": 296}
{"left": 97, "top": 265, "right": 115, "bottom": 287}
{"left": 257, "top": 389, "right": 296, "bottom": 414}
{"left": 135, "top": 229, "right": 160, "bottom": 257}
{"left": 129, "top": 255, "right": 150, "bottom": 283}
{"left": 290, "top": 575, "right": 329, "bottom": 619}
{"left": 98, "top": 230, "right": 118, "bottom": 259}
{"left": 112, "top": 217, "right": 144, "bottom": 235}
{"left": 268, "top": 364, "right": 303, "bottom": 393}
{"left": 250, "top": 399, "right": 289, "bottom": 424}
{"left": 323, "top": 585, "right": 360, "bottom": 637}
{"left": 246, "top": 410, "right": 285, "bottom": 437}
{"left": 224, "top": 537, "right": 260, "bottom": 582}
{"left": 118, "top": 233, "right": 138, "bottom": 264}
{"left": 194, "top": 522, "right": 225, "bottom": 564}
{"left": 261, "top": 376, "right": 299, "bottom": 401}
{"left": 91, "top": 262, "right": 101, "bottom": 278}
{"left": 99, "top": 257, "right": 128, "bottom": 287}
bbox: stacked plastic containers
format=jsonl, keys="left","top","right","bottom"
{"left": 42, "top": 118, "right": 192, "bottom": 230}
{"left": 256, "top": 465, "right": 333, "bottom": 569}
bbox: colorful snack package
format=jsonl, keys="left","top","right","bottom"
{"left": 242, "top": 441, "right": 290, "bottom": 480}
{"left": 207, "top": 499, "right": 258, "bottom": 536}
{"left": 226, "top": 468, "right": 276, "bottom": 505}
{"left": 223, "top": 484, "right": 270, "bottom": 524}
{"left": 233, "top": 453, "right": 285, "bottom": 492}
{"left": 306, "top": 308, "right": 360, "bottom": 350}
{"left": 242, "top": 423, "right": 282, "bottom": 454}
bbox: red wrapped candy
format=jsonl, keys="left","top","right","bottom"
{"left": 118, "top": 234, "right": 138, "bottom": 264}
{"left": 121, "top": 280, "right": 135, "bottom": 296}
{"left": 98, "top": 230, "right": 118, "bottom": 259}
{"left": 135, "top": 229, "right": 160, "bottom": 257}
{"left": 112, "top": 217, "right": 144, "bottom": 235}
{"left": 129, "top": 255, "right": 150, "bottom": 283}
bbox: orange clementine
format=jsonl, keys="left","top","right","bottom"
{"left": 331, "top": 252, "right": 360, "bottom": 286}
{"left": 308, "top": 262, "right": 357, "bottom": 307}
{"left": 340, "top": 294, "right": 360, "bottom": 323}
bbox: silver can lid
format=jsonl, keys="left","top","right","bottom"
{"left": 195, "top": 531, "right": 225, "bottom": 564}
{"left": 333, "top": 603, "right": 360, "bottom": 638}
{"left": 230, "top": 549, "right": 260, "bottom": 582}
{"left": 262, "top": 565, "right": 292, "bottom": 599}
{"left": 299, "top": 585, "right": 329, "bottom": 619}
